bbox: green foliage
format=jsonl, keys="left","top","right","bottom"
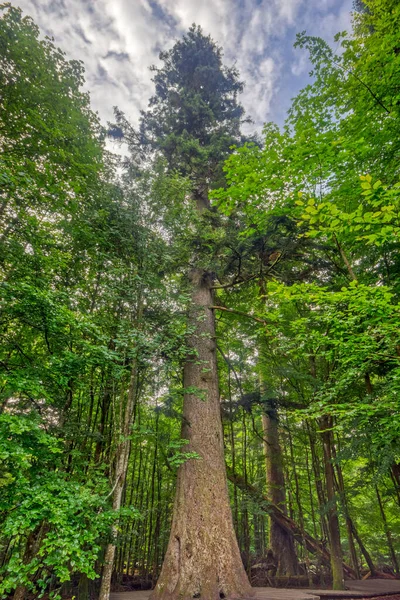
{"left": 139, "top": 24, "right": 246, "bottom": 185}
{"left": 0, "top": 3, "right": 104, "bottom": 277}
{"left": 166, "top": 439, "right": 200, "bottom": 469}
{"left": 297, "top": 176, "right": 400, "bottom": 247}
{"left": 213, "top": 0, "right": 400, "bottom": 572}
{"left": 0, "top": 414, "right": 114, "bottom": 596}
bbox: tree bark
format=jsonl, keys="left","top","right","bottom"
{"left": 151, "top": 269, "right": 253, "bottom": 600}
{"left": 261, "top": 409, "right": 298, "bottom": 575}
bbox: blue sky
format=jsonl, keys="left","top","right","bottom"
{"left": 19, "top": 0, "right": 353, "bottom": 131}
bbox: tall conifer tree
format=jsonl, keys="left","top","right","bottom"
{"left": 139, "top": 26, "right": 253, "bottom": 600}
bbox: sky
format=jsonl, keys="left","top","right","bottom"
{"left": 18, "top": 0, "right": 353, "bottom": 132}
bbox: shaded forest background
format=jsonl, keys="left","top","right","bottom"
{"left": 0, "top": 0, "right": 399, "bottom": 598}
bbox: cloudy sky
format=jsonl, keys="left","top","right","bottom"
{"left": 19, "top": 0, "right": 353, "bottom": 131}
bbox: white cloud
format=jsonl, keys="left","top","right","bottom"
{"left": 15, "top": 0, "right": 353, "bottom": 130}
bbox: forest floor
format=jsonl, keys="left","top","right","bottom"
{"left": 110, "top": 579, "right": 400, "bottom": 600}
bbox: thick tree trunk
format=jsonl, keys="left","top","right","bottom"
{"left": 319, "top": 416, "right": 344, "bottom": 590}
{"left": 261, "top": 409, "right": 298, "bottom": 575}
{"left": 151, "top": 269, "right": 253, "bottom": 600}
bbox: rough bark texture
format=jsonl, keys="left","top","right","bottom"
{"left": 151, "top": 270, "right": 253, "bottom": 600}
{"left": 261, "top": 410, "right": 298, "bottom": 575}
{"left": 320, "top": 416, "right": 345, "bottom": 590}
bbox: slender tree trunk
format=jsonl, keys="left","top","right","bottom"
{"left": 94, "top": 382, "right": 112, "bottom": 464}
{"left": 307, "top": 421, "right": 329, "bottom": 541}
{"left": 152, "top": 466, "right": 163, "bottom": 584}
{"left": 375, "top": 485, "right": 399, "bottom": 574}
{"left": 319, "top": 416, "right": 344, "bottom": 590}
{"left": 120, "top": 438, "right": 139, "bottom": 578}
{"left": 241, "top": 406, "right": 251, "bottom": 574}
{"left": 287, "top": 424, "right": 312, "bottom": 585}
{"left": 228, "top": 367, "right": 239, "bottom": 530}
{"left": 78, "top": 573, "right": 89, "bottom": 600}
{"left": 304, "top": 442, "right": 318, "bottom": 539}
{"left": 332, "top": 443, "right": 359, "bottom": 578}
{"left": 13, "top": 526, "right": 43, "bottom": 600}
{"left": 98, "top": 357, "right": 139, "bottom": 600}
{"left": 145, "top": 414, "right": 159, "bottom": 580}
{"left": 261, "top": 406, "right": 298, "bottom": 575}
{"left": 392, "top": 462, "right": 400, "bottom": 488}
{"left": 151, "top": 268, "right": 253, "bottom": 600}
{"left": 391, "top": 463, "right": 400, "bottom": 507}
{"left": 349, "top": 519, "right": 376, "bottom": 576}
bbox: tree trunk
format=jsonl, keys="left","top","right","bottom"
{"left": 228, "top": 368, "right": 239, "bottom": 531}
{"left": 98, "top": 357, "right": 139, "bottom": 600}
{"left": 332, "top": 443, "right": 360, "bottom": 578}
{"left": 391, "top": 463, "right": 400, "bottom": 507}
{"left": 304, "top": 443, "right": 318, "bottom": 539}
{"left": 13, "top": 526, "right": 43, "bottom": 600}
{"left": 241, "top": 407, "right": 251, "bottom": 574}
{"left": 349, "top": 519, "right": 376, "bottom": 576}
{"left": 287, "top": 423, "right": 312, "bottom": 585}
{"left": 392, "top": 462, "right": 400, "bottom": 488}
{"left": 261, "top": 409, "right": 298, "bottom": 575}
{"left": 307, "top": 420, "right": 329, "bottom": 541}
{"left": 78, "top": 573, "right": 89, "bottom": 600}
{"left": 375, "top": 484, "right": 399, "bottom": 574}
{"left": 151, "top": 269, "right": 253, "bottom": 600}
{"left": 319, "top": 416, "right": 344, "bottom": 590}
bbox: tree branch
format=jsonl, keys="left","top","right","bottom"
{"left": 210, "top": 305, "right": 268, "bottom": 326}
